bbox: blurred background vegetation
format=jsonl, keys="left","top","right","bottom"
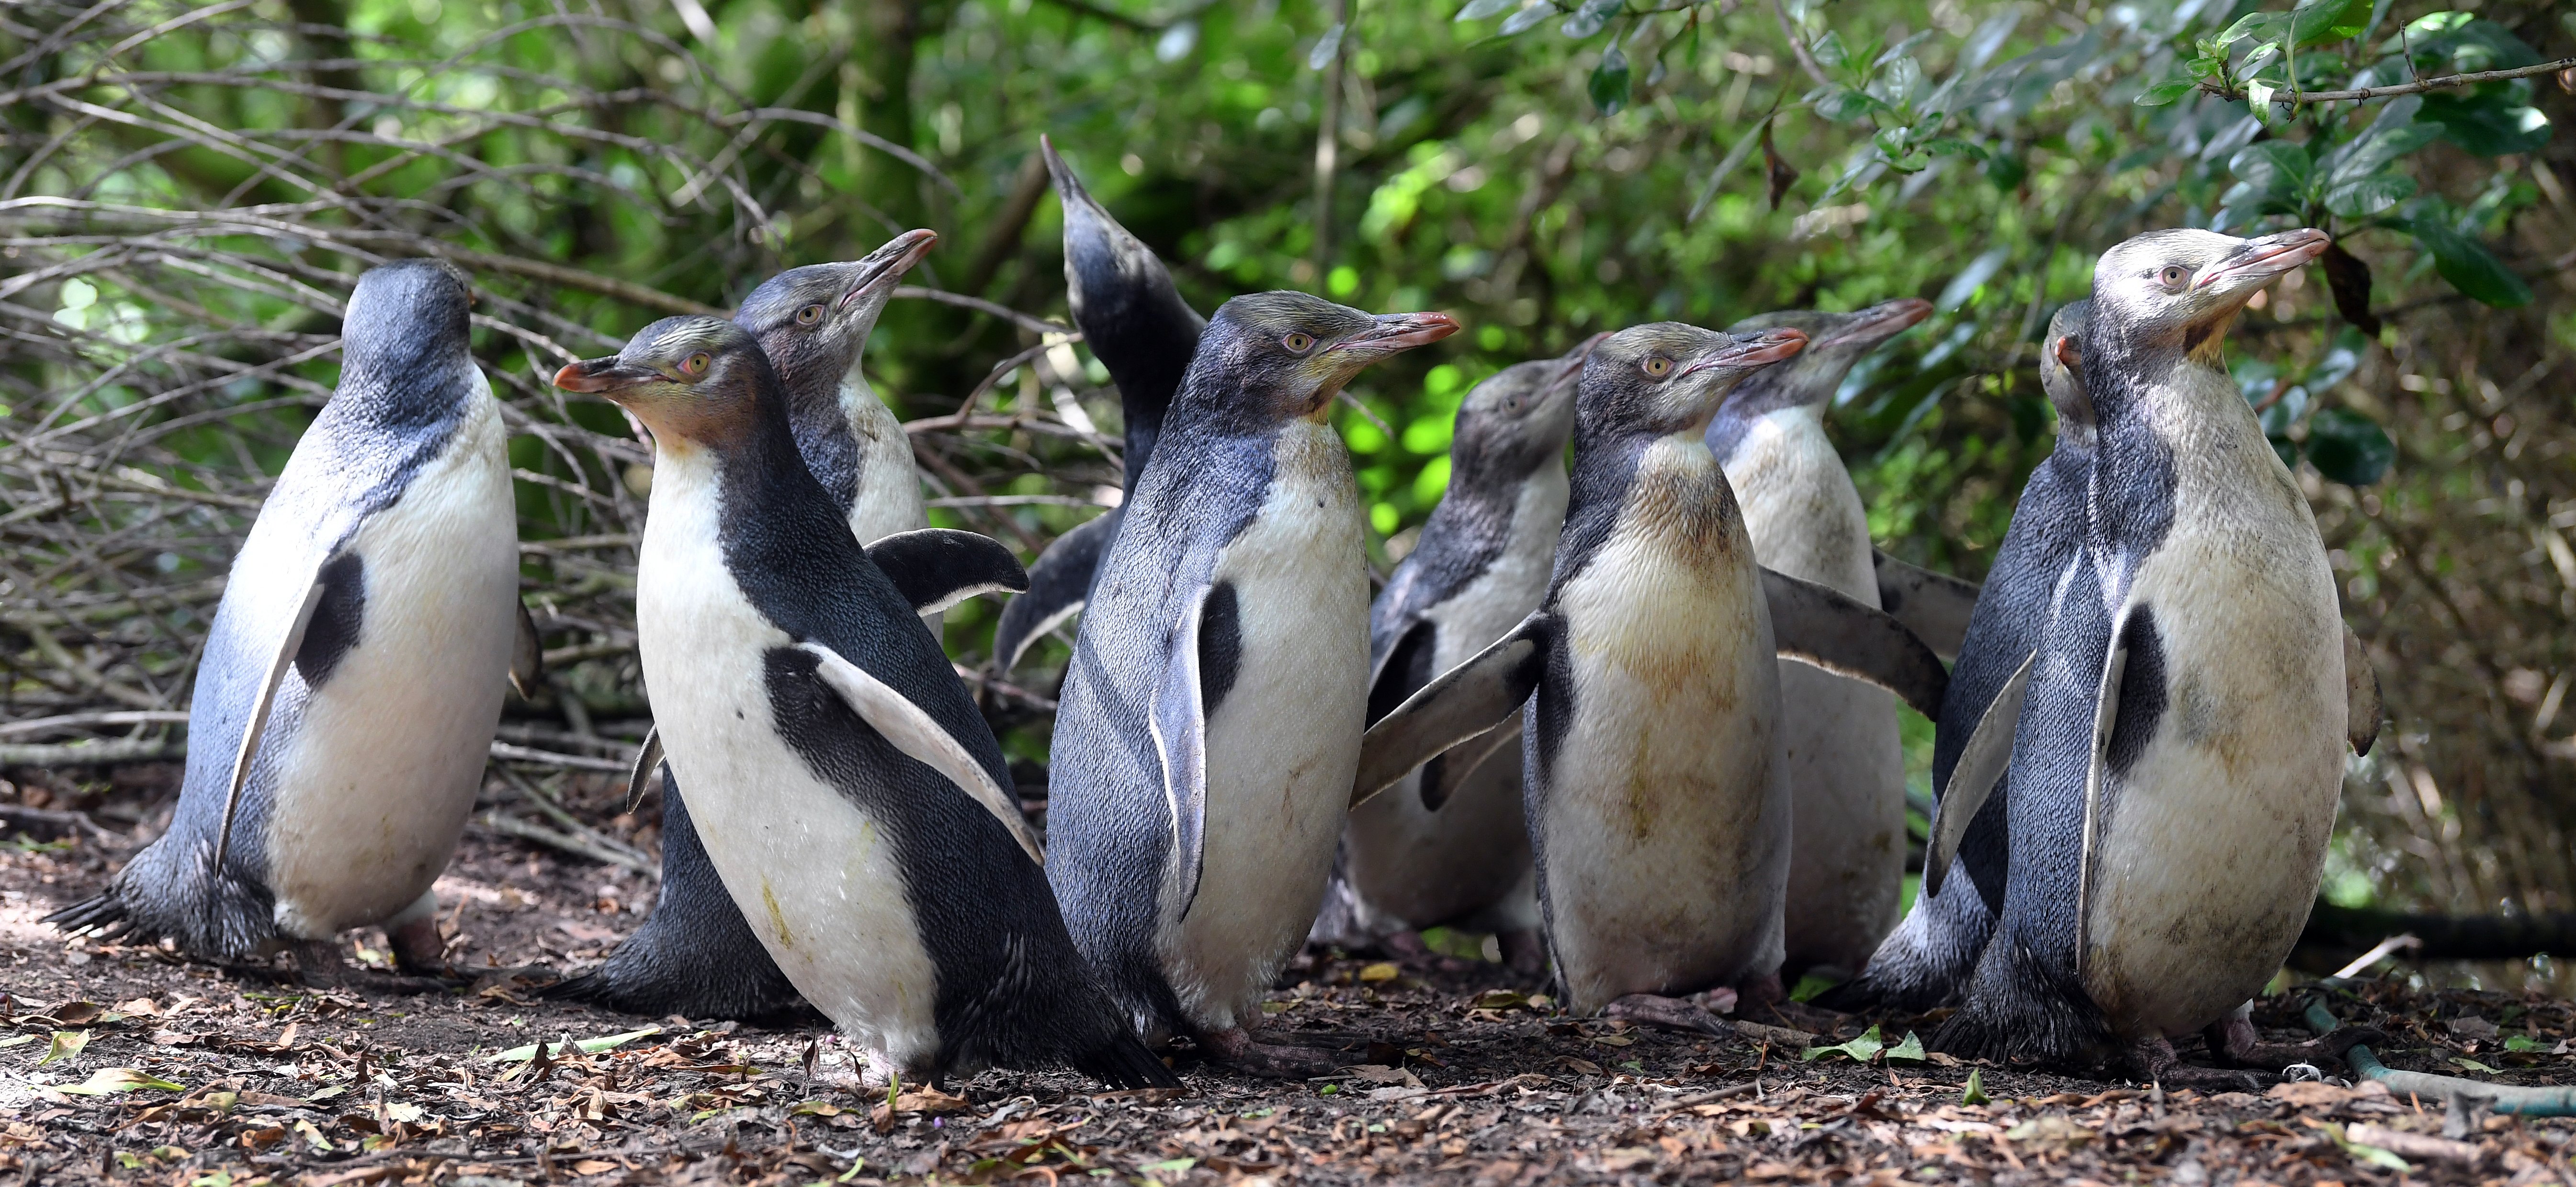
{"left": 2, "top": 0, "right": 2571, "bottom": 984}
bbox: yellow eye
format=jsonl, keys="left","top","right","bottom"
{"left": 680, "top": 351, "right": 711, "bottom": 377}
{"left": 2158, "top": 265, "right": 2190, "bottom": 288}
{"left": 1282, "top": 331, "right": 1315, "bottom": 353}
{"left": 796, "top": 304, "right": 825, "bottom": 326}
{"left": 1641, "top": 356, "right": 1673, "bottom": 377}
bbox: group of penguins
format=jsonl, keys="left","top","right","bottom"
{"left": 50, "top": 139, "right": 2392, "bottom": 1092}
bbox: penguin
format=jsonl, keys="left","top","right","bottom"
{"left": 1324, "top": 341, "right": 1592, "bottom": 970}
{"left": 47, "top": 259, "right": 518, "bottom": 984}
{"left": 990, "top": 138, "right": 1207, "bottom": 673}
{"left": 1819, "top": 299, "right": 2097, "bottom": 1015}
{"left": 1044, "top": 291, "right": 1457, "bottom": 1076}
{"left": 1706, "top": 298, "right": 1932, "bottom": 977}
{"left": 549, "top": 230, "right": 958, "bottom": 1022}
{"left": 1930, "top": 227, "right": 2367, "bottom": 1083}
{"left": 1347, "top": 323, "right": 1952, "bottom": 1033}
{"left": 551, "top": 318, "right": 1174, "bottom": 1089}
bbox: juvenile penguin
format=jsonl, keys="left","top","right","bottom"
{"left": 48, "top": 260, "right": 518, "bottom": 983}
{"left": 1820, "top": 300, "right": 2097, "bottom": 1014}
{"left": 1707, "top": 298, "right": 1931, "bottom": 976}
{"left": 1326, "top": 343, "right": 1590, "bottom": 967}
{"left": 1932, "top": 228, "right": 2363, "bottom": 1082}
{"left": 550, "top": 229, "right": 946, "bottom": 1023}
{"left": 990, "top": 139, "right": 1208, "bottom": 672}
{"left": 553, "top": 319, "right": 1173, "bottom": 1089}
{"left": 1045, "top": 292, "right": 1456, "bottom": 1075}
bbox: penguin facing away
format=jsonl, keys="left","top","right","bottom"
{"left": 990, "top": 138, "right": 1209, "bottom": 673}
{"left": 553, "top": 319, "right": 1172, "bottom": 1089}
{"left": 48, "top": 259, "right": 519, "bottom": 984}
{"left": 1708, "top": 298, "right": 1932, "bottom": 977}
{"left": 550, "top": 229, "right": 948, "bottom": 1023}
{"left": 1044, "top": 292, "right": 1457, "bottom": 1076}
{"left": 1820, "top": 298, "right": 2098, "bottom": 1015}
{"left": 1932, "top": 227, "right": 2364, "bottom": 1084}
{"left": 1326, "top": 341, "right": 1591, "bottom": 968}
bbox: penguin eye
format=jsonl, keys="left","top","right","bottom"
{"left": 1281, "top": 331, "right": 1316, "bottom": 354}
{"left": 678, "top": 352, "right": 711, "bottom": 378}
{"left": 1641, "top": 355, "right": 1673, "bottom": 378}
{"left": 795, "top": 304, "right": 825, "bottom": 326}
{"left": 2158, "top": 264, "right": 2191, "bottom": 290}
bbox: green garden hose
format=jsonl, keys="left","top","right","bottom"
{"left": 2303, "top": 997, "right": 2576, "bottom": 1117}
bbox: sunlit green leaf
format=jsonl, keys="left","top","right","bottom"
{"left": 1803, "top": 1024, "right": 1886, "bottom": 1063}
{"left": 35, "top": 1030, "right": 89, "bottom": 1068}
{"left": 1961, "top": 1068, "right": 1990, "bottom": 1105}
{"left": 55, "top": 1068, "right": 185, "bottom": 1095}
{"left": 1884, "top": 1032, "right": 1929, "bottom": 1063}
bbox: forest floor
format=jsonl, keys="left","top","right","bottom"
{"left": 7, "top": 762, "right": 2576, "bottom": 1186}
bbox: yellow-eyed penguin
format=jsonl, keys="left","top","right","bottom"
{"left": 990, "top": 139, "right": 1206, "bottom": 673}
{"left": 1931, "top": 228, "right": 2374, "bottom": 1084}
{"left": 550, "top": 230, "right": 949, "bottom": 1023}
{"left": 1044, "top": 292, "right": 1457, "bottom": 1076}
{"left": 1347, "top": 323, "right": 1952, "bottom": 1032}
{"left": 1706, "top": 298, "right": 1931, "bottom": 976}
{"left": 1320, "top": 342, "right": 1591, "bottom": 971}
{"left": 1821, "top": 299, "right": 2097, "bottom": 1014}
{"left": 48, "top": 260, "right": 517, "bottom": 985}
{"left": 552, "top": 319, "right": 1173, "bottom": 1088}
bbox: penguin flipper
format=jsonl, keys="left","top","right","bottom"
{"left": 1761, "top": 566, "right": 1950, "bottom": 721}
{"left": 509, "top": 598, "right": 544, "bottom": 699}
{"left": 621, "top": 727, "right": 665, "bottom": 815}
{"left": 1923, "top": 649, "right": 2036, "bottom": 898}
{"left": 1351, "top": 612, "right": 1553, "bottom": 809}
{"left": 2076, "top": 605, "right": 2150, "bottom": 976}
{"left": 2343, "top": 623, "right": 2381, "bottom": 756}
{"left": 864, "top": 528, "right": 1032, "bottom": 616}
{"left": 213, "top": 563, "right": 336, "bottom": 870}
{"left": 1149, "top": 582, "right": 1213, "bottom": 918}
{"left": 796, "top": 642, "right": 1044, "bottom": 867}
{"left": 990, "top": 511, "right": 1118, "bottom": 672}
{"left": 1872, "top": 549, "right": 1981, "bottom": 661}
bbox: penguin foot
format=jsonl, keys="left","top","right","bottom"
{"left": 2127, "top": 1034, "right": 2271, "bottom": 1092}
{"left": 288, "top": 941, "right": 462, "bottom": 995}
{"left": 2205, "top": 1013, "right": 2386, "bottom": 1074}
{"left": 1603, "top": 994, "right": 1729, "bottom": 1038}
{"left": 1497, "top": 929, "right": 1548, "bottom": 978}
{"left": 1199, "top": 1027, "right": 1343, "bottom": 1079}
{"left": 387, "top": 915, "right": 455, "bottom": 979}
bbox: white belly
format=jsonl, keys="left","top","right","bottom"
{"left": 2081, "top": 402, "right": 2346, "bottom": 1038}
{"left": 1163, "top": 422, "right": 1370, "bottom": 1030}
{"left": 1538, "top": 437, "right": 1788, "bottom": 1015}
{"left": 637, "top": 442, "right": 941, "bottom": 1066}
{"left": 265, "top": 394, "right": 517, "bottom": 939}
{"left": 1345, "top": 467, "right": 1564, "bottom": 929}
{"left": 1724, "top": 408, "right": 1904, "bottom": 970}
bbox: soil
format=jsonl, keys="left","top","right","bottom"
{"left": 7, "top": 765, "right": 2576, "bottom": 1187}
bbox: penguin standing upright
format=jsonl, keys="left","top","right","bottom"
{"left": 551, "top": 229, "right": 944, "bottom": 1022}
{"left": 1932, "top": 228, "right": 2365, "bottom": 1082}
{"left": 1822, "top": 299, "right": 2097, "bottom": 1013}
{"left": 1707, "top": 298, "right": 1931, "bottom": 976}
{"left": 49, "top": 260, "right": 518, "bottom": 983}
{"left": 1045, "top": 292, "right": 1456, "bottom": 1075}
{"left": 552, "top": 319, "right": 1172, "bottom": 1089}
{"left": 1325, "top": 342, "right": 1589, "bottom": 968}
{"left": 990, "top": 139, "right": 1207, "bottom": 672}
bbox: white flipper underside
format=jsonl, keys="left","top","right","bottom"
{"left": 798, "top": 641, "right": 1043, "bottom": 867}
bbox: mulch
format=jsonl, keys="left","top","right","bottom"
{"left": 7, "top": 767, "right": 2576, "bottom": 1186}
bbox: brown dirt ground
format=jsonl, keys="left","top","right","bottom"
{"left": 8, "top": 764, "right": 2576, "bottom": 1187}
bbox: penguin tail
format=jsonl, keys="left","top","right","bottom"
{"left": 1070, "top": 1027, "right": 1181, "bottom": 1091}
{"left": 43, "top": 887, "right": 133, "bottom": 939}
{"left": 1814, "top": 896, "right": 1991, "bottom": 1015}
{"left": 1928, "top": 934, "right": 2113, "bottom": 1069}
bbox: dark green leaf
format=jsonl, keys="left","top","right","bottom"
{"left": 2136, "top": 78, "right": 2198, "bottom": 106}
{"left": 2307, "top": 408, "right": 2395, "bottom": 485}
{"left": 1589, "top": 46, "right": 1632, "bottom": 114}
{"left": 2185, "top": 54, "right": 2225, "bottom": 77}
{"left": 1921, "top": 137, "right": 1988, "bottom": 160}
{"left": 1983, "top": 150, "right": 2026, "bottom": 189}
{"left": 2324, "top": 173, "right": 2413, "bottom": 217}
{"left": 2405, "top": 219, "right": 2534, "bottom": 307}
{"left": 1812, "top": 30, "right": 1851, "bottom": 69}
{"left": 2418, "top": 94, "right": 2554, "bottom": 157}
{"left": 2289, "top": 0, "right": 2371, "bottom": 47}
{"left": 2227, "top": 140, "right": 2313, "bottom": 200}
{"left": 1816, "top": 88, "right": 1890, "bottom": 123}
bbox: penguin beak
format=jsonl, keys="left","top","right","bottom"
{"left": 1041, "top": 134, "right": 1089, "bottom": 204}
{"left": 1815, "top": 298, "right": 1932, "bottom": 350}
{"left": 553, "top": 357, "right": 662, "bottom": 398}
{"left": 1333, "top": 311, "right": 1462, "bottom": 358}
{"left": 841, "top": 229, "right": 938, "bottom": 311}
{"left": 1678, "top": 328, "right": 1808, "bottom": 381}
{"left": 2196, "top": 228, "right": 2329, "bottom": 295}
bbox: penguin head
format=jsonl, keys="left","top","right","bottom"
{"left": 340, "top": 259, "right": 474, "bottom": 394}
{"left": 1187, "top": 291, "right": 1460, "bottom": 425}
{"left": 1449, "top": 336, "right": 1594, "bottom": 485}
{"left": 1582, "top": 322, "right": 1808, "bottom": 438}
{"left": 1719, "top": 298, "right": 1931, "bottom": 416}
{"left": 2090, "top": 227, "right": 2328, "bottom": 362}
{"left": 2040, "top": 299, "right": 2096, "bottom": 447}
{"left": 1045, "top": 136, "right": 1176, "bottom": 324}
{"left": 554, "top": 315, "right": 783, "bottom": 452}
{"left": 732, "top": 229, "right": 938, "bottom": 399}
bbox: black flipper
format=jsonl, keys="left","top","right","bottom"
{"left": 1761, "top": 566, "right": 1950, "bottom": 721}
{"left": 1872, "top": 549, "right": 1980, "bottom": 661}
{"left": 2343, "top": 624, "right": 2380, "bottom": 756}
{"left": 1351, "top": 612, "right": 1553, "bottom": 809}
{"left": 992, "top": 510, "right": 1118, "bottom": 673}
{"left": 1922, "top": 649, "right": 2035, "bottom": 898}
{"left": 510, "top": 598, "right": 544, "bottom": 699}
{"left": 863, "top": 528, "right": 1031, "bottom": 616}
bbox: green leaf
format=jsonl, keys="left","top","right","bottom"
{"left": 2216, "top": 10, "right": 2290, "bottom": 47}
{"left": 2322, "top": 1121, "right": 2414, "bottom": 1172}
{"left": 1308, "top": 22, "right": 1345, "bottom": 70}
{"left": 1816, "top": 88, "right": 1890, "bottom": 123}
{"left": 2290, "top": 0, "right": 2372, "bottom": 46}
{"left": 2325, "top": 174, "right": 2414, "bottom": 217}
{"left": 1811, "top": 30, "right": 1850, "bottom": 69}
{"left": 55, "top": 1067, "right": 186, "bottom": 1095}
{"left": 1589, "top": 46, "right": 1631, "bottom": 115}
{"left": 35, "top": 1030, "right": 89, "bottom": 1068}
{"left": 1961, "top": 1067, "right": 1990, "bottom": 1105}
{"left": 2135, "top": 79, "right": 2198, "bottom": 106}
{"left": 1498, "top": 3, "right": 1552, "bottom": 34}
{"left": 1559, "top": 0, "right": 1617, "bottom": 38}
{"left": 2506, "top": 1034, "right": 2544, "bottom": 1053}
{"left": 2307, "top": 409, "right": 2395, "bottom": 485}
{"left": 486, "top": 1026, "right": 662, "bottom": 1063}
{"left": 1884, "top": 1032, "right": 1929, "bottom": 1063}
{"left": 2227, "top": 140, "right": 2313, "bottom": 201}
{"left": 1454, "top": 0, "right": 1520, "bottom": 19}
{"left": 1921, "top": 137, "right": 1989, "bottom": 160}
{"left": 1803, "top": 1023, "right": 1886, "bottom": 1063}
{"left": 2453, "top": 1056, "right": 2504, "bottom": 1074}
{"left": 2418, "top": 94, "right": 2553, "bottom": 157}
{"left": 2405, "top": 219, "right": 2533, "bottom": 307}
{"left": 1788, "top": 972, "right": 1841, "bottom": 1002}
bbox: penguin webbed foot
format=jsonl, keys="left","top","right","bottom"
{"left": 2204, "top": 1013, "right": 2386, "bottom": 1074}
{"left": 387, "top": 914, "right": 460, "bottom": 980}
{"left": 2127, "top": 1034, "right": 2272, "bottom": 1092}
{"left": 1602, "top": 993, "right": 1730, "bottom": 1038}
{"left": 1199, "top": 1027, "right": 1344, "bottom": 1080}
{"left": 1496, "top": 929, "right": 1548, "bottom": 978}
{"left": 286, "top": 940, "right": 463, "bottom": 995}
